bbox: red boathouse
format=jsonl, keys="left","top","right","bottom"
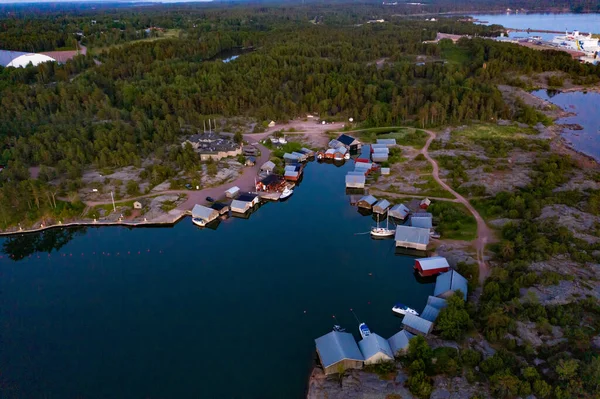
{"left": 414, "top": 256, "right": 450, "bottom": 277}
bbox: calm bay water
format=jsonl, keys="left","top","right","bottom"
{"left": 533, "top": 89, "right": 600, "bottom": 161}
{"left": 0, "top": 160, "right": 434, "bottom": 399}
{"left": 474, "top": 12, "right": 600, "bottom": 40}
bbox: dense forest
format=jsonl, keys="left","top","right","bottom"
{"left": 0, "top": 4, "right": 599, "bottom": 229}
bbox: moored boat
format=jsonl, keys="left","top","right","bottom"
{"left": 392, "top": 303, "right": 419, "bottom": 316}
{"left": 359, "top": 322, "right": 371, "bottom": 339}
{"left": 370, "top": 214, "right": 394, "bottom": 238}
{"left": 280, "top": 187, "right": 293, "bottom": 200}
{"left": 192, "top": 217, "right": 207, "bottom": 227}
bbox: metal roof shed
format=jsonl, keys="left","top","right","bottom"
{"left": 402, "top": 313, "right": 433, "bottom": 336}
{"left": 191, "top": 204, "right": 219, "bottom": 222}
{"left": 373, "top": 147, "right": 390, "bottom": 154}
{"left": 395, "top": 226, "right": 430, "bottom": 251}
{"left": 377, "top": 138, "right": 397, "bottom": 146}
{"left": 371, "top": 143, "right": 389, "bottom": 150}
{"left": 388, "top": 329, "right": 415, "bottom": 356}
{"left": 283, "top": 153, "right": 300, "bottom": 163}
{"left": 389, "top": 204, "right": 410, "bottom": 220}
{"left": 373, "top": 199, "right": 391, "bottom": 214}
{"left": 421, "top": 304, "right": 442, "bottom": 322}
{"left": 358, "top": 334, "right": 394, "bottom": 365}
{"left": 291, "top": 151, "right": 308, "bottom": 162}
{"left": 372, "top": 153, "right": 388, "bottom": 163}
{"left": 411, "top": 217, "right": 432, "bottom": 229}
{"left": 426, "top": 296, "right": 448, "bottom": 310}
{"left": 381, "top": 167, "right": 390, "bottom": 175}
{"left": 415, "top": 256, "right": 450, "bottom": 277}
{"left": 225, "top": 186, "right": 240, "bottom": 198}
{"left": 357, "top": 195, "right": 378, "bottom": 209}
{"left": 434, "top": 270, "right": 468, "bottom": 301}
{"left": 260, "top": 161, "right": 275, "bottom": 172}
{"left": 315, "top": 331, "right": 364, "bottom": 375}
{"left": 346, "top": 174, "right": 365, "bottom": 188}
{"left": 230, "top": 200, "right": 251, "bottom": 214}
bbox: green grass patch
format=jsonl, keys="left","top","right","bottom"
{"left": 92, "top": 29, "right": 181, "bottom": 53}
{"left": 453, "top": 124, "right": 538, "bottom": 140}
{"left": 272, "top": 141, "right": 303, "bottom": 159}
{"left": 414, "top": 176, "right": 455, "bottom": 199}
{"left": 429, "top": 201, "right": 477, "bottom": 241}
{"left": 441, "top": 44, "right": 470, "bottom": 65}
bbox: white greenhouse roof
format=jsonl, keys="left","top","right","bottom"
{"left": 0, "top": 50, "right": 55, "bottom": 68}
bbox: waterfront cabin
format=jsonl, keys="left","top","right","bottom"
{"left": 381, "top": 167, "right": 390, "bottom": 176}
{"left": 238, "top": 192, "right": 260, "bottom": 207}
{"left": 372, "top": 151, "right": 388, "bottom": 163}
{"left": 357, "top": 195, "right": 378, "bottom": 209}
{"left": 434, "top": 270, "right": 468, "bottom": 301}
{"left": 421, "top": 304, "right": 442, "bottom": 322}
{"left": 427, "top": 295, "right": 448, "bottom": 310}
{"left": 245, "top": 156, "right": 256, "bottom": 166}
{"left": 192, "top": 204, "right": 219, "bottom": 223}
{"left": 291, "top": 151, "right": 308, "bottom": 162}
{"left": 328, "top": 139, "right": 343, "bottom": 149}
{"left": 411, "top": 213, "right": 433, "bottom": 229}
{"left": 373, "top": 199, "right": 391, "bottom": 215}
{"left": 389, "top": 204, "right": 410, "bottom": 220}
{"left": 371, "top": 143, "right": 388, "bottom": 150}
{"left": 324, "top": 148, "right": 336, "bottom": 159}
{"left": 414, "top": 256, "right": 450, "bottom": 277}
{"left": 211, "top": 202, "right": 230, "bottom": 215}
{"left": 354, "top": 162, "right": 373, "bottom": 175}
{"left": 256, "top": 174, "right": 286, "bottom": 192}
{"left": 402, "top": 313, "right": 433, "bottom": 336}
{"left": 334, "top": 146, "right": 348, "bottom": 161}
{"left": 230, "top": 199, "right": 252, "bottom": 214}
{"left": 358, "top": 334, "right": 394, "bottom": 365}
{"left": 336, "top": 134, "right": 362, "bottom": 151}
{"left": 261, "top": 161, "right": 276, "bottom": 174}
{"left": 346, "top": 173, "right": 366, "bottom": 189}
{"left": 225, "top": 186, "right": 240, "bottom": 199}
{"left": 300, "top": 148, "right": 315, "bottom": 157}
{"left": 372, "top": 146, "right": 390, "bottom": 154}
{"left": 315, "top": 331, "right": 364, "bottom": 375}
{"left": 283, "top": 153, "right": 300, "bottom": 164}
{"left": 387, "top": 329, "right": 415, "bottom": 356}
{"left": 394, "top": 226, "right": 430, "bottom": 251}
{"left": 284, "top": 164, "right": 303, "bottom": 181}
{"left": 376, "top": 138, "right": 397, "bottom": 147}
{"left": 420, "top": 198, "right": 431, "bottom": 209}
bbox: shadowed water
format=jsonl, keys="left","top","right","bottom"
{"left": 0, "top": 160, "right": 434, "bottom": 399}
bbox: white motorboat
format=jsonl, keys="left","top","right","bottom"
{"left": 192, "top": 217, "right": 207, "bottom": 227}
{"left": 370, "top": 214, "right": 394, "bottom": 238}
{"left": 278, "top": 136, "right": 287, "bottom": 144}
{"left": 392, "top": 303, "right": 419, "bottom": 316}
{"left": 280, "top": 187, "right": 294, "bottom": 200}
{"left": 359, "top": 322, "right": 371, "bottom": 339}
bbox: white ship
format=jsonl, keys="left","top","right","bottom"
{"left": 552, "top": 30, "right": 600, "bottom": 54}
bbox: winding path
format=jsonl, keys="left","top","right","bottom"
{"left": 421, "top": 130, "right": 493, "bottom": 282}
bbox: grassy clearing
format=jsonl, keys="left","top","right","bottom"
{"left": 414, "top": 175, "right": 455, "bottom": 199}
{"left": 453, "top": 123, "right": 538, "bottom": 140}
{"left": 441, "top": 44, "right": 470, "bottom": 65}
{"left": 429, "top": 201, "right": 477, "bottom": 241}
{"left": 353, "top": 127, "right": 428, "bottom": 149}
{"left": 91, "top": 29, "right": 181, "bottom": 53}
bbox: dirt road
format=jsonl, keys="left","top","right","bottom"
{"left": 421, "top": 130, "right": 493, "bottom": 282}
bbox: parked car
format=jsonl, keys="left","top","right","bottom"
{"left": 185, "top": 184, "right": 192, "bottom": 189}
{"left": 206, "top": 196, "right": 215, "bottom": 202}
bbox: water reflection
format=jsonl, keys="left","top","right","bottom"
{"left": 2, "top": 227, "right": 87, "bottom": 260}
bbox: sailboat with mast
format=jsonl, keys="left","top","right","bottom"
{"left": 370, "top": 213, "right": 395, "bottom": 238}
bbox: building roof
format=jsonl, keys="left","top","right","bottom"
{"left": 358, "top": 333, "right": 394, "bottom": 360}
{"left": 334, "top": 146, "right": 348, "bottom": 155}
{"left": 412, "top": 212, "right": 432, "bottom": 219}
{"left": 328, "top": 139, "right": 343, "bottom": 149}
{"left": 284, "top": 170, "right": 299, "bottom": 178}
{"left": 247, "top": 156, "right": 256, "bottom": 163}
{"left": 261, "top": 161, "right": 276, "bottom": 171}
{"left": 373, "top": 199, "right": 391, "bottom": 211}
{"left": 426, "top": 295, "right": 448, "bottom": 310}
{"left": 238, "top": 192, "right": 258, "bottom": 202}
{"left": 225, "top": 186, "right": 240, "bottom": 194}
{"left": 354, "top": 162, "right": 372, "bottom": 170}
{"left": 371, "top": 143, "right": 388, "bottom": 149}
{"left": 191, "top": 204, "right": 218, "bottom": 221}
{"left": 434, "top": 270, "right": 468, "bottom": 301}
{"left": 377, "top": 138, "right": 397, "bottom": 146}
{"left": 230, "top": 199, "right": 250, "bottom": 212}
{"left": 283, "top": 153, "right": 300, "bottom": 160}
{"left": 388, "top": 329, "right": 415, "bottom": 354}
{"left": 421, "top": 304, "right": 442, "bottom": 322}
{"left": 337, "top": 134, "right": 360, "bottom": 147}
{"left": 381, "top": 167, "right": 390, "bottom": 175}
{"left": 402, "top": 313, "right": 433, "bottom": 335}
{"left": 358, "top": 195, "right": 378, "bottom": 205}
{"left": 395, "top": 226, "right": 430, "bottom": 246}
{"left": 0, "top": 50, "right": 55, "bottom": 67}
{"left": 389, "top": 204, "right": 410, "bottom": 219}
{"left": 416, "top": 256, "right": 449, "bottom": 271}
{"left": 315, "top": 331, "right": 364, "bottom": 368}
{"left": 411, "top": 217, "right": 432, "bottom": 228}
{"left": 373, "top": 147, "right": 390, "bottom": 154}
{"left": 260, "top": 174, "right": 283, "bottom": 186}
{"left": 347, "top": 171, "right": 365, "bottom": 176}
{"left": 421, "top": 198, "right": 432, "bottom": 206}
{"left": 346, "top": 174, "right": 366, "bottom": 185}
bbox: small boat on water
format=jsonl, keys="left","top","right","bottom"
{"left": 371, "top": 214, "right": 394, "bottom": 238}
{"left": 192, "top": 217, "right": 207, "bottom": 227}
{"left": 333, "top": 325, "right": 346, "bottom": 332}
{"left": 359, "top": 322, "right": 371, "bottom": 339}
{"left": 280, "top": 187, "right": 294, "bottom": 200}
{"left": 392, "top": 303, "right": 419, "bottom": 316}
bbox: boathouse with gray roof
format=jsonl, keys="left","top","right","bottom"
{"left": 315, "top": 331, "right": 364, "bottom": 375}
{"left": 373, "top": 199, "right": 391, "bottom": 214}
{"left": 394, "top": 226, "right": 430, "bottom": 251}
{"left": 191, "top": 204, "right": 219, "bottom": 222}
{"left": 358, "top": 334, "right": 394, "bottom": 365}
{"left": 389, "top": 204, "right": 410, "bottom": 220}
{"left": 388, "top": 329, "right": 415, "bottom": 356}
{"left": 434, "top": 270, "right": 468, "bottom": 301}
{"left": 402, "top": 313, "right": 434, "bottom": 336}
{"left": 357, "top": 195, "right": 378, "bottom": 209}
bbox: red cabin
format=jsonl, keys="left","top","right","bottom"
{"left": 414, "top": 256, "right": 450, "bottom": 277}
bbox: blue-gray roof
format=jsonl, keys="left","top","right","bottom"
{"left": 359, "top": 195, "right": 377, "bottom": 205}
{"left": 434, "top": 270, "right": 468, "bottom": 301}
{"left": 426, "top": 295, "right": 448, "bottom": 310}
{"left": 389, "top": 204, "right": 410, "bottom": 219}
{"left": 411, "top": 216, "right": 433, "bottom": 229}
{"left": 358, "top": 333, "right": 394, "bottom": 360}
{"left": 377, "top": 138, "right": 397, "bottom": 146}
{"left": 388, "top": 329, "right": 415, "bottom": 354}
{"left": 402, "top": 313, "right": 433, "bottom": 334}
{"left": 421, "top": 304, "right": 442, "bottom": 322}
{"left": 416, "top": 256, "right": 449, "bottom": 271}
{"left": 373, "top": 199, "right": 391, "bottom": 212}
{"left": 315, "top": 331, "right": 364, "bottom": 368}
{"left": 191, "top": 204, "right": 219, "bottom": 221}
{"left": 395, "top": 226, "right": 430, "bottom": 246}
